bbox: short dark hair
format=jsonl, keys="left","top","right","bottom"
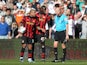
{"left": 55, "top": 4, "right": 60, "bottom": 7}
{"left": 41, "top": 6, "right": 46, "bottom": 10}
{"left": 6, "top": 8, "right": 11, "bottom": 12}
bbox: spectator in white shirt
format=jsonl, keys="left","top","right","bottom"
{"left": 81, "top": 15, "right": 87, "bottom": 39}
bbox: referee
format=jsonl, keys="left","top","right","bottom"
{"left": 52, "top": 4, "right": 69, "bottom": 63}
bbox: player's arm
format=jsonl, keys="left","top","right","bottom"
{"left": 15, "top": 32, "right": 23, "bottom": 39}
{"left": 36, "top": 26, "right": 46, "bottom": 33}
{"left": 15, "top": 16, "right": 26, "bottom": 38}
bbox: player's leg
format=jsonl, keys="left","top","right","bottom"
{"left": 36, "top": 34, "right": 45, "bottom": 60}
{"left": 32, "top": 34, "right": 37, "bottom": 61}
{"left": 20, "top": 36, "right": 27, "bottom": 62}
{"left": 27, "top": 38, "right": 33, "bottom": 62}
{"left": 40, "top": 35, "right": 45, "bottom": 60}
{"left": 32, "top": 43, "right": 35, "bottom": 61}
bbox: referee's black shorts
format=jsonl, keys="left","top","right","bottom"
{"left": 54, "top": 30, "right": 66, "bottom": 43}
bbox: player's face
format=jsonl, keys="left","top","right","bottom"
{"left": 30, "top": 10, "right": 36, "bottom": 17}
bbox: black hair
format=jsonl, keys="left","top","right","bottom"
{"left": 6, "top": 8, "right": 11, "bottom": 12}
{"left": 41, "top": 6, "right": 46, "bottom": 10}
{"left": 54, "top": 3, "right": 60, "bottom": 7}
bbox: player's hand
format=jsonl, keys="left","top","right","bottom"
{"left": 15, "top": 33, "right": 22, "bottom": 39}
{"left": 8, "top": 36, "right": 12, "bottom": 39}
{"left": 15, "top": 35, "right": 19, "bottom": 39}
{"left": 37, "top": 27, "right": 41, "bottom": 30}
{"left": 41, "top": 28, "right": 46, "bottom": 33}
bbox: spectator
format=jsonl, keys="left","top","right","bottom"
{"left": 15, "top": 9, "right": 24, "bottom": 26}
{"left": 20, "top": 0, "right": 25, "bottom": 4}
{"left": 48, "top": 14, "right": 55, "bottom": 39}
{"left": 0, "top": 5, "right": 7, "bottom": 16}
{"left": 41, "top": 0, "right": 49, "bottom": 6}
{"left": 5, "top": 8, "right": 15, "bottom": 26}
{"left": 3, "top": 0, "right": 8, "bottom": 3}
{"left": 25, "top": 2, "right": 33, "bottom": 15}
{"left": 74, "top": 12, "right": 82, "bottom": 38}
{"left": 13, "top": 0, "right": 18, "bottom": 5}
{"left": 12, "top": 5, "right": 19, "bottom": 15}
{"left": 81, "top": 15, "right": 87, "bottom": 39}
{"left": 39, "top": 0, "right": 44, "bottom": 4}
{"left": 35, "top": 2, "right": 40, "bottom": 12}
{"left": 0, "top": 0, "right": 6, "bottom": 9}
{"left": 67, "top": 0, "right": 72, "bottom": 10}
{"left": 0, "top": 16, "right": 11, "bottom": 39}
{"left": 22, "top": 0, "right": 29, "bottom": 9}
{"left": 71, "top": 2, "right": 80, "bottom": 15}
{"left": 16, "top": 0, "right": 22, "bottom": 9}
{"left": 63, "top": 1, "right": 68, "bottom": 11}
{"left": 48, "top": 0, "right": 55, "bottom": 14}
{"left": 11, "top": 22, "right": 18, "bottom": 38}
{"left": 6, "top": 0, "right": 14, "bottom": 9}
{"left": 84, "top": 6, "right": 87, "bottom": 14}
{"left": 66, "top": 9, "right": 75, "bottom": 39}
{"left": 76, "top": 0, "right": 85, "bottom": 11}
{"left": 32, "top": 0, "right": 39, "bottom": 9}
{"left": 29, "top": 0, "right": 33, "bottom": 3}
{"left": 81, "top": 5, "right": 86, "bottom": 16}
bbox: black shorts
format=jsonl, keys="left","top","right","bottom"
{"left": 34, "top": 34, "right": 45, "bottom": 43}
{"left": 54, "top": 31, "right": 66, "bottom": 43}
{"left": 21, "top": 36, "right": 34, "bottom": 44}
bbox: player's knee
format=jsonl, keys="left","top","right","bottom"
{"left": 53, "top": 41, "right": 58, "bottom": 48}
{"left": 61, "top": 44, "right": 66, "bottom": 49}
{"left": 22, "top": 44, "right": 27, "bottom": 48}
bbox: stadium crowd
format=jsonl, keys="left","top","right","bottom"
{"left": 0, "top": 0, "right": 87, "bottom": 39}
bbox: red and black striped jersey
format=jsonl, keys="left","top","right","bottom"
{"left": 36, "top": 13, "right": 50, "bottom": 35}
{"left": 22, "top": 16, "right": 39, "bottom": 38}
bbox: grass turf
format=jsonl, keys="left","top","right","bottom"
{"left": 0, "top": 59, "right": 87, "bottom": 65}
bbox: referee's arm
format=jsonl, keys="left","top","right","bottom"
{"left": 66, "top": 23, "right": 69, "bottom": 40}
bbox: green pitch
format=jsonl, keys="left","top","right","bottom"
{"left": 0, "top": 60, "right": 87, "bottom": 65}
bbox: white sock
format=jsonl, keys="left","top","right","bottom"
{"left": 20, "top": 57, "right": 23, "bottom": 59}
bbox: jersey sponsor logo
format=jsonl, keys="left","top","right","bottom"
{"left": 39, "top": 18, "right": 44, "bottom": 22}
{"left": 26, "top": 21, "right": 34, "bottom": 25}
